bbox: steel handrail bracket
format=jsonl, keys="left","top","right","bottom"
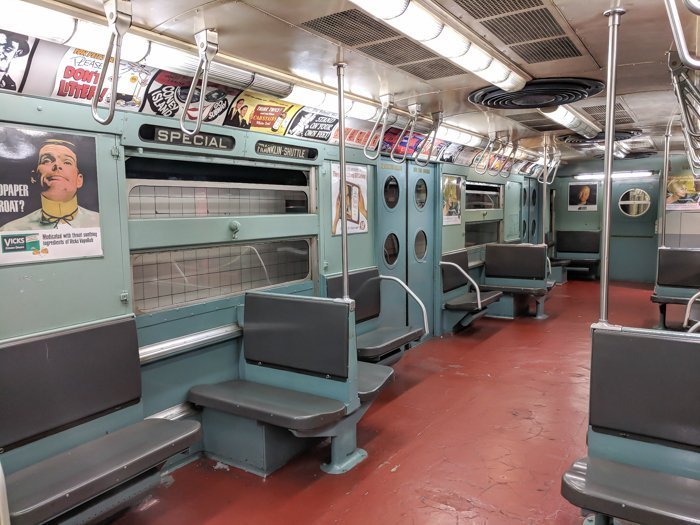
{"left": 414, "top": 111, "right": 444, "bottom": 167}
{"left": 180, "top": 29, "right": 219, "bottom": 136}
{"left": 91, "top": 0, "right": 133, "bottom": 125}
{"left": 390, "top": 103, "right": 420, "bottom": 164}
{"left": 363, "top": 94, "right": 392, "bottom": 160}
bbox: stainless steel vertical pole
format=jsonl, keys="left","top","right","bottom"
{"left": 336, "top": 62, "right": 350, "bottom": 299}
{"left": 599, "top": 6, "right": 625, "bottom": 323}
{"left": 660, "top": 115, "right": 676, "bottom": 247}
{"left": 541, "top": 136, "right": 549, "bottom": 245}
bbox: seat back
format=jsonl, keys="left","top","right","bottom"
{"left": 244, "top": 293, "right": 350, "bottom": 379}
{"left": 657, "top": 247, "right": 700, "bottom": 288}
{"left": 0, "top": 318, "right": 141, "bottom": 451}
{"left": 590, "top": 326, "right": 700, "bottom": 449}
{"left": 326, "top": 268, "right": 381, "bottom": 323}
{"left": 441, "top": 251, "right": 470, "bottom": 293}
{"left": 556, "top": 230, "right": 600, "bottom": 254}
{"left": 485, "top": 244, "right": 547, "bottom": 280}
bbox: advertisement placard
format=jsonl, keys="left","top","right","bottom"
{"left": 331, "top": 163, "right": 369, "bottom": 235}
{"left": 0, "top": 126, "right": 103, "bottom": 265}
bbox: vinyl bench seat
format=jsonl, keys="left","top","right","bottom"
{"left": 357, "top": 361, "right": 394, "bottom": 403}
{"left": 651, "top": 294, "right": 694, "bottom": 305}
{"left": 326, "top": 268, "right": 426, "bottom": 364}
{"left": 444, "top": 291, "right": 502, "bottom": 312}
{"left": 481, "top": 282, "right": 555, "bottom": 297}
{"left": 562, "top": 456, "right": 700, "bottom": 525}
{"left": 7, "top": 418, "right": 201, "bottom": 525}
{"left": 189, "top": 380, "right": 347, "bottom": 432}
{"left": 357, "top": 326, "right": 425, "bottom": 360}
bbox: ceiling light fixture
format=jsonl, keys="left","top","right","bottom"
{"left": 349, "top": 0, "right": 528, "bottom": 92}
{"left": 538, "top": 105, "right": 602, "bottom": 139}
{"left": 574, "top": 170, "right": 654, "bottom": 181}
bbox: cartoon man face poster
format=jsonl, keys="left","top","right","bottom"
{"left": 0, "top": 29, "right": 37, "bottom": 92}
{"left": 0, "top": 126, "right": 103, "bottom": 265}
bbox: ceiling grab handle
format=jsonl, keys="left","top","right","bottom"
{"left": 665, "top": 0, "right": 700, "bottom": 70}
{"left": 497, "top": 142, "right": 518, "bottom": 178}
{"left": 180, "top": 29, "right": 219, "bottom": 137}
{"left": 487, "top": 138, "right": 506, "bottom": 176}
{"left": 414, "top": 111, "right": 443, "bottom": 167}
{"left": 390, "top": 103, "right": 419, "bottom": 164}
{"left": 471, "top": 139, "right": 494, "bottom": 174}
{"left": 91, "top": 0, "right": 132, "bottom": 125}
{"left": 363, "top": 95, "right": 392, "bottom": 160}
{"left": 685, "top": 0, "right": 700, "bottom": 14}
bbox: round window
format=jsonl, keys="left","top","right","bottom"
{"left": 415, "top": 179, "right": 428, "bottom": 209}
{"left": 522, "top": 188, "right": 528, "bottom": 205}
{"left": 619, "top": 188, "right": 651, "bottom": 217}
{"left": 522, "top": 220, "right": 527, "bottom": 237}
{"left": 414, "top": 230, "right": 428, "bottom": 260}
{"left": 384, "top": 233, "right": 400, "bottom": 266}
{"left": 531, "top": 219, "right": 537, "bottom": 236}
{"left": 384, "top": 176, "right": 400, "bottom": 209}
{"left": 531, "top": 188, "right": 537, "bottom": 207}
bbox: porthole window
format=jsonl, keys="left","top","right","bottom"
{"left": 384, "top": 176, "right": 400, "bottom": 209}
{"left": 384, "top": 233, "right": 400, "bottom": 266}
{"left": 522, "top": 220, "right": 527, "bottom": 237}
{"left": 531, "top": 188, "right": 537, "bottom": 207}
{"left": 522, "top": 188, "right": 528, "bottom": 205}
{"left": 414, "top": 230, "right": 428, "bottom": 260}
{"left": 619, "top": 188, "right": 651, "bottom": 217}
{"left": 415, "top": 179, "right": 428, "bottom": 209}
{"left": 531, "top": 219, "right": 537, "bottom": 236}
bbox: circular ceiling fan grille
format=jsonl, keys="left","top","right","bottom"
{"left": 468, "top": 78, "right": 605, "bottom": 110}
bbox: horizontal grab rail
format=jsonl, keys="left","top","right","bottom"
{"left": 140, "top": 324, "right": 242, "bottom": 364}
{"left": 665, "top": 0, "right": 700, "bottom": 70}
{"left": 439, "top": 261, "right": 483, "bottom": 310}
{"left": 378, "top": 275, "right": 430, "bottom": 337}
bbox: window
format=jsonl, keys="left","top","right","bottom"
{"left": 619, "top": 188, "right": 651, "bottom": 217}
{"left": 383, "top": 233, "right": 400, "bottom": 265}
{"left": 131, "top": 239, "right": 310, "bottom": 313}
{"left": 465, "top": 221, "right": 500, "bottom": 247}
{"left": 414, "top": 230, "right": 428, "bottom": 260}
{"left": 384, "top": 176, "right": 400, "bottom": 209}
{"left": 464, "top": 182, "right": 502, "bottom": 210}
{"left": 415, "top": 179, "right": 428, "bottom": 209}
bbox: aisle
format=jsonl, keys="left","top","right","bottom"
{"left": 118, "top": 280, "right": 656, "bottom": 525}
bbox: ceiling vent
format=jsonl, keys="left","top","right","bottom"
{"left": 454, "top": 0, "right": 544, "bottom": 19}
{"left": 301, "top": 9, "right": 399, "bottom": 46}
{"left": 468, "top": 78, "right": 605, "bottom": 109}
{"left": 580, "top": 103, "right": 635, "bottom": 125}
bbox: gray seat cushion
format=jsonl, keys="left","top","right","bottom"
{"left": 550, "top": 259, "right": 571, "bottom": 267}
{"left": 444, "top": 291, "right": 502, "bottom": 311}
{"left": 651, "top": 294, "right": 694, "bottom": 305}
{"left": 188, "top": 380, "right": 346, "bottom": 431}
{"left": 356, "top": 326, "right": 425, "bottom": 359}
{"left": 481, "top": 284, "right": 549, "bottom": 296}
{"left": 562, "top": 456, "right": 700, "bottom": 525}
{"left": 7, "top": 419, "right": 201, "bottom": 525}
{"left": 357, "top": 362, "right": 394, "bottom": 403}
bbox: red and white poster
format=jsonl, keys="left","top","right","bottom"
{"left": 52, "top": 48, "right": 157, "bottom": 111}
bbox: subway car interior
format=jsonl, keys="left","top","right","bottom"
{"left": 2, "top": 0, "right": 700, "bottom": 523}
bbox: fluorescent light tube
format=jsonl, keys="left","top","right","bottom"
{"left": 574, "top": 171, "right": 654, "bottom": 180}
{"left": 282, "top": 86, "right": 327, "bottom": 108}
{"left": 423, "top": 26, "right": 470, "bottom": 57}
{"left": 348, "top": 0, "right": 409, "bottom": 19}
{"left": 347, "top": 101, "right": 379, "bottom": 120}
{"left": 3, "top": 0, "right": 75, "bottom": 43}
{"left": 384, "top": 2, "right": 443, "bottom": 41}
{"left": 539, "top": 105, "right": 601, "bottom": 139}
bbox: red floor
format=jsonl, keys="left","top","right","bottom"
{"left": 118, "top": 279, "right": 658, "bottom": 525}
